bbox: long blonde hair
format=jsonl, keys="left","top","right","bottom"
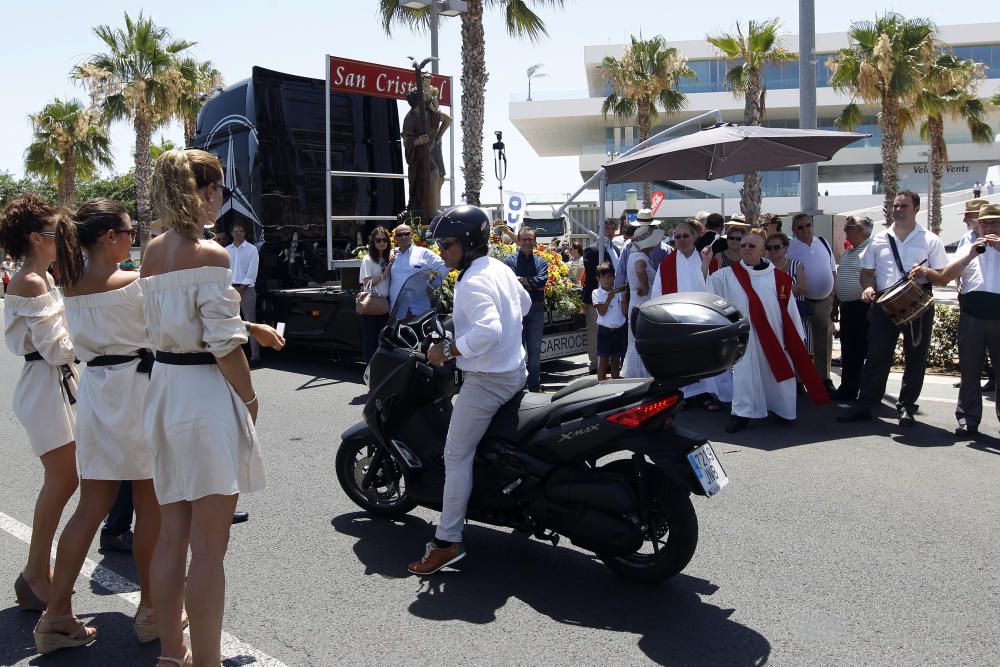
{"left": 151, "top": 149, "right": 222, "bottom": 239}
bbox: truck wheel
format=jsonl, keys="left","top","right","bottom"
{"left": 336, "top": 437, "right": 416, "bottom": 517}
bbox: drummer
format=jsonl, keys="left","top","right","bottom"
{"left": 837, "top": 190, "right": 948, "bottom": 426}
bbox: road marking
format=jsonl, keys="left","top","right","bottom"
{"left": 0, "top": 510, "right": 289, "bottom": 667}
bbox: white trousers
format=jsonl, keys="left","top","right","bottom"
{"left": 435, "top": 367, "right": 526, "bottom": 543}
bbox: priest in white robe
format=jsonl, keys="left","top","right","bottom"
{"left": 652, "top": 221, "right": 733, "bottom": 407}
{"left": 707, "top": 232, "right": 829, "bottom": 432}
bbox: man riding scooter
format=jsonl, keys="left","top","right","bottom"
{"left": 408, "top": 205, "right": 532, "bottom": 575}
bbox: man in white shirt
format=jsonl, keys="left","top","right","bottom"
{"left": 786, "top": 213, "right": 837, "bottom": 394}
{"left": 926, "top": 204, "right": 1000, "bottom": 436}
{"left": 838, "top": 191, "right": 948, "bottom": 426}
{"left": 409, "top": 206, "right": 530, "bottom": 576}
{"left": 227, "top": 221, "right": 261, "bottom": 365}
{"left": 387, "top": 223, "right": 447, "bottom": 315}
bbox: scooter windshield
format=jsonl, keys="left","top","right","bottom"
{"left": 389, "top": 269, "right": 442, "bottom": 323}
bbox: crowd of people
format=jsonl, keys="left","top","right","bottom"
{"left": 574, "top": 191, "right": 998, "bottom": 436}
{"left": 1, "top": 148, "right": 284, "bottom": 667}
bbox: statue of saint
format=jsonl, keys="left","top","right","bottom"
{"left": 402, "top": 79, "right": 452, "bottom": 222}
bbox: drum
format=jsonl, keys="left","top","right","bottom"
{"left": 876, "top": 279, "right": 934, "bottom": 327}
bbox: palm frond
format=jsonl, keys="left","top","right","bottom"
{"left": 503, "top": 0, "right": 549, "bottom": 42}
{"left": 834, "top": 102, "right": 864, "bottom": 130}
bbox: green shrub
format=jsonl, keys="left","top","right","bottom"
{"left": 892, "top": 304, "right": 959, "bottom": 371}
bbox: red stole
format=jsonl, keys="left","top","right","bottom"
{"left": 658, "top": 252, "right": 679, "bottom": 294}
{"left": 730, "top": 263, "right": 830, "bottom": 405}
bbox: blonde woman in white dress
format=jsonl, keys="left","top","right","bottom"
{"left": 32, "top": 199, "right": 171, "bottom": 654}
{"left": 622, "top": 225, "right": 665, "bottom": 378}
{"left": 143, "top": 149, "right": 283, "bottom": 667}
{"left": 0, "top": 195, "right": 79, "bottom": 614}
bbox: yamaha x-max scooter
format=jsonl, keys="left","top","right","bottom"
{"left": 337, "top": 270, "right": 749, "bottom": 581}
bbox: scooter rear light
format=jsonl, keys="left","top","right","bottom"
{"left": 605, "top": 394, "right": 681, "bottom": 428}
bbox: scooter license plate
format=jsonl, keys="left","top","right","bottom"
{"left": 687, "top": 443, "right": 729, "bottom": 497}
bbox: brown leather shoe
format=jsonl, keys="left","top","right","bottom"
{"left": 407, "top": 541, "right": 465, "bottom": 575}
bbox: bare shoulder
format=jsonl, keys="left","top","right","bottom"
{"left": 108, "top": 270, "right": 141, "bottom": 290}
{"left": 198, "top": 240, "right": 231, "bottom": 269}
{"left": 6, "top": 270, "right": 51, "bottom": 298}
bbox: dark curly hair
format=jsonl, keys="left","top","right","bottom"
{"left": 0, "top": 194, "right": 57, "bottom": 260}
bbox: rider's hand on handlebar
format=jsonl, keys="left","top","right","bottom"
{"left": 427, "top": 342, "right": 449, "bottom": 367}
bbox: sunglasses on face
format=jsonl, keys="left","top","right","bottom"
{"left": 437, "top": 239, "right": 459, "bottom": 251}
{"left": 374, "top": 237, "right": 389, "bottom": 243}
{"left": 115, "top": 228, "right": 139, "bottom": 241}
{"left": 395, "top": 231, "right": 411, "bottom": 238}
{"left": 765, "top": 244, "right": 784, "bottom": 251}
{"left": 728, "top": 236, "right": 743, "bottom": 242}
{"left": 741, "top": 243, "right": 760, "bottom": 249}
{"left": 213, "top": 183, "right": 232, "bottom": 197}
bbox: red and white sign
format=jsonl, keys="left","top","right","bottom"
{"left": 649, "top": 190, "right": 665, "bottom": 215}
{"left": 328, "top": 56, "right": 452, "bottom": 106}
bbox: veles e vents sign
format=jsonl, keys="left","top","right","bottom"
{"left": 328, "top": 56, "right": 452, "bottom": 106}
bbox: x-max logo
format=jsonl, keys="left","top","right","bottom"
{"left": 559, "top": 424, "right": 599, "bottom": 442}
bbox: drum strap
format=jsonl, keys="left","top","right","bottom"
{"left": 886, "top": 235, "right": 906, "bottom": 275}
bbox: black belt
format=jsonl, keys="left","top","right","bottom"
{"left": 89, "top": 349, "right": 154, "bottom": 374}
{"left": 154, "top": 351, "right": 217, "bottom": 365}
{"left": 23, "top": 352, "right": 78, "bottom": 404}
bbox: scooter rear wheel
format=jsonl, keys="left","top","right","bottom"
{"left": 597, "top": 460, "right": 698, "bottom": 582}
{"left": 336, "top": 437, "right": 416, "bottom": 516}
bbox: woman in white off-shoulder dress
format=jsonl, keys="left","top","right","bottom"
{"left": 143, "top": 149, "right": 284, "bottom": 667}
{"left": 0, "top": 195, "right": 80, "bottom": 615}
{"left": 31, "top": 199, "right": 168, "bottom": 655}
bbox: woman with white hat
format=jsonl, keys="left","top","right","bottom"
{"left": 622, "top": 222, "right": 666, "bottom": 379}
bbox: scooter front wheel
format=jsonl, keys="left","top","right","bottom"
{"left": 598, "top": 460, "right": 698, "bottom": 582}
{"left": 336, "top": 437, "right": 416, "bottom": 517}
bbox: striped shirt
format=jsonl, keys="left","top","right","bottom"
{"left": 834, "top": 238, "right": 870, "bottom": 302}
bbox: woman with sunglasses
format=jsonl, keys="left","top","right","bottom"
{"left": 359, "top": 226, "right": 392, "bottom": 362}
{"left": 142, "top": 149, "right": 284, "bottom": 667}
{"left": 1, "top": 195, "right": 80, "bottom": 615}
{"left": 765, "top": 233, "right": 808, "bottom": 300}
{"left": 709, "top": 229, "right": 745, "bottom": 273}
{"left": 32, "top": 199, "right": 166, "bottom": 654}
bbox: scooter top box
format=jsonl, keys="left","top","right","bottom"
{"left": 632, "top": 292, "right": 749, "bottom": 382}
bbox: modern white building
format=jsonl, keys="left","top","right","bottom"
{"left": 510, "top": 22, "right": 1000, "bottom": 236}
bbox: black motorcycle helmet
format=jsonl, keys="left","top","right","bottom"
{"left": 427, "top": 205, "right": 491, "bottom": 275}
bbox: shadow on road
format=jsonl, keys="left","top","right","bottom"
{"left": 332, "top": 512, "right": 771, "bottom": 666}
{"left": 258, "top": 349, "right": 365, "bottom": 392}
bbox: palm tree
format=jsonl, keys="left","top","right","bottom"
{"left": 149, "top": 136, "right": 178, "bottom": 162}
{"left": 707, "top": 19, "right": 796, "bottom": 225}
{"left": 828, "top": 13, "right": 936, "bottom": 218}
{"left": 24, "top": 99, "right": 113, "bottom": 208}
{"left": 72, "top": 12, "right": 194, "bottom": 240}
{"left": 177, "top": 57, "right": 224, "bottom": 145}
{"left": 912, "top": 53, "right": 993, "bottom": 234}
{"left": 526, "top": 63, "right": 547, "bottom": 100}
{"left": 601, "top": 35, "right": 694, "bottom": 206}
{"left": 379, "top": 0, "right": 565, "bottom": 206}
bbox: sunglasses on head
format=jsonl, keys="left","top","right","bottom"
{"left": 765, "top": 244, "right": 784, "bottom": 251}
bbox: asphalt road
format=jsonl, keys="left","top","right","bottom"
{"left": 1, "top": 312, "right": 998, "bottom": 666}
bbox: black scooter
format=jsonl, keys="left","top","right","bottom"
{"left": 337, "top": 270, "right": 748, "bottom": 581}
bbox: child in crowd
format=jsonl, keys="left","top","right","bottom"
{"left": 592, "top": 262, "right": 627, "bottom": 380}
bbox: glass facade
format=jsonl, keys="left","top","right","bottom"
{"left": 670, "top": 46, "right": 1000, "bottom": 96}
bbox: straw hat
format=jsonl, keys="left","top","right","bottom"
{"left": 726, "top": 212, "right": 750, "bottom": 229}
{"left": 964, "top": 198, "right": 989, "bottom": 215}
{"left": 632, "top": 224, "right": 665, "bottom": 249}
{"left": 977, "top": 204, "right": 1000, "bottom": 221}
{"left": 634, "top": 208, "right": 659, "bottom": 225}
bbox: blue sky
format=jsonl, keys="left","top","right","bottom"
{"left": 2, "top": 0, "right": 996, "bottom": 204}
